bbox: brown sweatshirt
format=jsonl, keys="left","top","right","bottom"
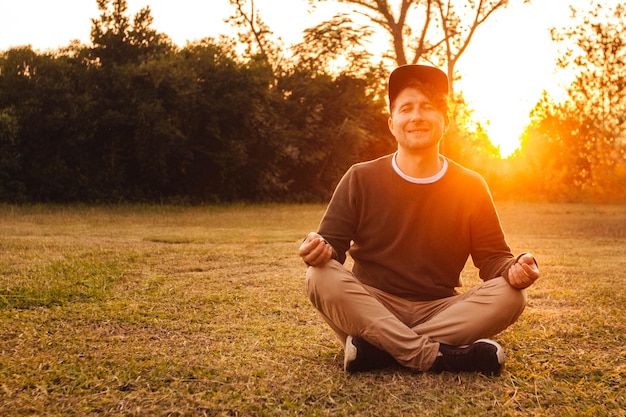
{"left": 318, "top": 154, "right": 518, "bottom": 301}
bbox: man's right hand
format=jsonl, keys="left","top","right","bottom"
{"left": 298, "top": 232, "right": 333, "bottom": 267}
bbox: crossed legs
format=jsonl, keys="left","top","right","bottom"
{"left": 305, "top": 260, "right": 527, "bottom": 371}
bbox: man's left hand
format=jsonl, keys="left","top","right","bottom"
{"left": 508, "top": 253, "right": 540, "bottom": 289}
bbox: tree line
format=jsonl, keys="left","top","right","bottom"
{"left": 0, "top": 0, "right": 624, "bottom": 203}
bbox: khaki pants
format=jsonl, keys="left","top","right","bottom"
{"left": 305, "top": 260, "right": 527, "bottom": 371}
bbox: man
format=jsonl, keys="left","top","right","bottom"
{"left": 298, "top": 64, "right": 540, "bottom": 376}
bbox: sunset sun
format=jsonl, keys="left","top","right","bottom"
{"left": 454, "top": 1, "right": 578, "bottom": 159}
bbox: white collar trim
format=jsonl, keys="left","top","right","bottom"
{"left": 392, "top": 152, "right": 448, "bottom": 184}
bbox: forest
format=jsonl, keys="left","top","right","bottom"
{"left": 0, "top": 0, "right": 625, "bottom": 203}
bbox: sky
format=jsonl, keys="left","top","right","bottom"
{"left": 0, "top": 0, "right": 596, "bottom": 157}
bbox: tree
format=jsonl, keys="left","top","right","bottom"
{"left": 305, "top": 0, "right": 531, "bottom": 157}
{"left": 308, "top": 0, "right": 529, "bottom": 96}
{"left": 226, "top": 0, "right": 283, "bottom": 73}
{"left": 540, "top": 2, "right": 626, "bottom": 200}
{"left": 224, "top": 0, "right": 394, "bottom": 201}
{"left": 513, "top": 94, "right": 584, "bottom": 200}
{"left": 291, "top": 14, "right": 376, "bottom": 76}
{"left": 90, "top": 0, "right": 172, "bottom": 67}
{"left": 86, "top": 0, "right": 182, "bottom": 199}
{"left": 169, "top": 38, "right": 291, "bottom": 202}
{"left": 0, "top": 46, "right": 98, "bottom": 201}
{"left": 279, "top": 31, "right": 392, "bottom": 199}
{"left": 0, "top": 106, "right": 22, "bottom": 200}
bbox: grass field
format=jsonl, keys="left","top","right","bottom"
{"left": 0, "top": 202, "right": 624, "bottom": 416}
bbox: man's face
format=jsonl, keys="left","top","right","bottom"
{"left": 388, "top": 87, "right": 446, "bottom": 154}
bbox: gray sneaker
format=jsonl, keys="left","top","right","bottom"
{"left": 344, "top": 335, "right": 398, "bottom": 373}
{"left": 429, "top": 339, "right": 505, "bottom": 376}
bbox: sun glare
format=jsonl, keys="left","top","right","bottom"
{"left": 459, "top": 82, "right": 534, "bottom": 159}
{"left": 482, "top": 118, "right": 524, "bottom": 159}
{"left": 454, "top": 0, "right": 577, "bottom": 159}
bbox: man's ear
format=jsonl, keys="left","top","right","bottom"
{"left": 387, "top": 116, "right": 394, "bottom": 134}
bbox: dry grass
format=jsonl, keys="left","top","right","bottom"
{"left": 0, "top": 202, "right": 624, "bottom": 416}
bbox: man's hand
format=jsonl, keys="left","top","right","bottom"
{"left": 508, "top": 253, "right": 540, "bottom": 289}
{"left": 298, "top": 232, "right": 333, "bottom": 267}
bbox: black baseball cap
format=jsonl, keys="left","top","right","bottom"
{"left": 388, "top": 65, "right": 449, "bottom": 105}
